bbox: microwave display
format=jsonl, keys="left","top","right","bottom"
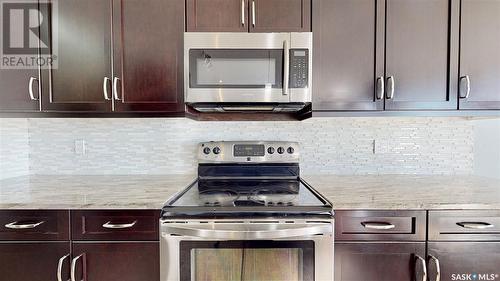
{"left": 290, "top": 49, "right": 309, "bottom": 88}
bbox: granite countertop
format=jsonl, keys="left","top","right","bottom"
{"left": 0, "top": 174, "right": 499, "bottom": 210}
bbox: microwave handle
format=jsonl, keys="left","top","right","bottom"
{"left": 283, "top": 39, "right": 290, "bottom": 96}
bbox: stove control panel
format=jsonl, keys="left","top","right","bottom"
{"left": 198, "top": 141, "right": 299, "bottom": 163}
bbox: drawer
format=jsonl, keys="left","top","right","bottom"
{"left": 429, "top": 210, "right": 500, "bottom": 241}
{"left": 0, "top": 210, "right": 69, "bottom": 241}
{"left": 71, "top": 210, "right": 160, "bottom": 241}
{"left": 335, "top": 210, "right": 426, "bottom": 241}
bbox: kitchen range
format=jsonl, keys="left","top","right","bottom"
{"left": 160, "top": 141, "right": 334, "bottom": 281}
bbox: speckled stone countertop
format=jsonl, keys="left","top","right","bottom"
{"left": 0, "top": 174, "right": 499, "bottom": 210}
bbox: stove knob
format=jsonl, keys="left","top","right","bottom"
{"left": 287, "top": 147, "right": 294, "bottom": 154}
{"left": 277, "top": 147, "right": 285, "bottom": 154}
{"left": 203, "top": 147, "right": 211, "bottom": 155}
{"left": 267, "top": 147, "right": 275, "bottom": 154}
{"left": 213, "top": 147, "right": 221, "bottom": 154}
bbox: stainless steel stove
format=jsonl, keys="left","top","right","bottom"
{"left": 160, "top": 141, "right": 334, "bottom": 281}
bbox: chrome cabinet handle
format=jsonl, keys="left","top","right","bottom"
{"left": 70, "top": 254, "right": 83, "bottom": 281}
{"left": 113, "top": 77, "right": 121, "bottom": 101}
{"left": 386, "top": 76, "right": 395, "bottom": 99}
{"left": 457, "top": 222, "right": 494, "bottom": 229}
{"left": 241, "top": 0, "right": 245, "bottom": 26}
{"left": 376, "top": 76, "right": 384, "bottom": 100}
{"left": 415, "top": 255, "right": 427, "bottom": 281}
{"left": 28, "top": 77, "right": 39, "bottom": 101}
{"left": 102, "top": 220, "right": 137, "bottom": 229}
{"left": 361, "top": 221, "right": 396, "bottom": 230}
{"left": 5, "top": 221, "right": 45, "bottom": 229}
{"left": 429, "top": 255, "right": 441, "bottom": 281}
{"left": 251, "top": 0, "right": 256, "bottom": 27}
{"left": 57, "top": 254, "right": 70, "bottom": 281}
{"left": 103, "top": 77, "right": 111, "bottom": 101}
{"left": 283, "top": 40, "right": 290, "bottom": 96}
{"left": 459, "top": 75, "right": 471, "bottom": 99}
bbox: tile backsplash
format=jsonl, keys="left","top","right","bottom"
{"left": 19, "top": 117, "right": 473, "bottom": 176}
{"left": 0, "top": 119, "right": 29, "bottom": 180}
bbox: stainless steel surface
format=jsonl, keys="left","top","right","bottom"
{"left": 113, "top": 77, "right": 122, "bottom": 101}
{"left": 429, "top": 255, "right": 441, "bottom": 281}
{"left": 252, "top": 0, "right": 256, "bottom": 27}
{"left": 103, "top": 77, "right": 111, "bottom": 100}
{"left": 361, "top": 221, "right": 396, "bottom": 230}
{"left": 102, "top": 220, "right": 137, "bottom": 229}
{"left": 241, "top": 0, "right": 245, "bottom": 26}
{"left": 415, "top": 255, "right": 427, "bottom": 281}
{"left": 70, "top": 254, "right": 83, "bottom": 281}
{"left": 28, "top": 77, "right": 39, "bottom": 101}
{"left": 197, "top": 141, "right": 299, "bottom": 164}
{"left": 160, "top": 218, "right": 334, "bottom": 281}
{"left": 283, "top": 39, "right": 290, "bottom": 96}
{"left": 386, "top": 76, "right": 395, "bottom": 99}
{"left": 459, "top": 75, "right": 471, "bottom": 99}
{"left": 184, "top": 32, "right": 312, "bottom": 105}
{"left": 457, "top": 221, "right": 494, "bottom": 229}
{"left": 376, "top": 76, "right": 384, "bottom": 100}
{"left": 57, "top": 254, "right": 70, "bottom": 281}
{"left": 4, "top": 220, "right": 45, "bottom": 229}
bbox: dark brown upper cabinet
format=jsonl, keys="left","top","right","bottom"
{"left": 0, "top": 69, "right": 41, "bottom": 112}
{"left": 186, "top": 0, "right": 310, "bottom": 32}
{"left": 39, "top": 0, "right": 184, "bottom": 113}
{"left": 384, "top": 0, "right": 456, "bottom": 110}
{"left": 458, "top": 0, "right": 500, "bottom": 110}
{"left": 312, "top": 0, "right": 384, "bottom": 111}
{"left": 112, "top": 0, "right": 184, "bottom": 113}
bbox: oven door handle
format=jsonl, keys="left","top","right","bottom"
{"left": 163, "top": 223, "right": 332, "bottom": 239}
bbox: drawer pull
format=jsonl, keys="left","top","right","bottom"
{"left": 57, "top": 254, "right": 70, "bottom": 281}
{"left": 457, "top": 222, "right": 494, "bottom": 230}
{"left": 5, "top": 221, "right": 45, "bottom": 229}
{"left": 70, "top": 254, "right": 84, "bottom": 281}
{"left": 102, "top": 220, "right": 137, "bottom": 229}
{"left": 415, "top": 255, "right": 427, "bottom": 281}
{"left": 361, "top": 221, "right": 396, "bottom": 230}
{"left": 429, "top": 255, "right": 441, "bottom": 281}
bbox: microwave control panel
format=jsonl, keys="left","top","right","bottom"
{"left": 289, "top": 49, "right": 309, "bottom": 88}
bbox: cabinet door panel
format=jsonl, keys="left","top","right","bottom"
{"left": 113, "top": 0, "right": 184, "bottom": 112}
{"left": 0, "top": 242, "right": 70, "bottom": 281}
{"left": 312, "top": 0, "right": 383, "bottom": 111}
{"left": 428, "top": 242, "right": 500, "bottom": 281}
{"left": 41, "top": 0, "right": 112, "bottom": 112}
{"left": 0, "top": 69, "right": 40, "bottom": 112}
{"left": 335, "top": 242, "right": 425, "bottom": 281}
{"left": 250, "top": 0, "right": 311, "bottom": 32}
{"left": 73, "top": 242, "right": 159, "bottom": 281}
{"left": 385, "top": 0, "right": 454, "bottom": 110}
{"left": 459, "top": 0, "right": 500, "bottom": 109}
{"left": 186, "top": 0, "right": 248, "bottom": 32}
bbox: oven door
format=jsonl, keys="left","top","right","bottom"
{"left": 160, "top": 220, "right": 333, "bottom": 281}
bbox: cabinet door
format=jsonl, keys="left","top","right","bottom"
{"left": 428, "top": 242, "right": 500, "bottom": 281}
{"left": 312, "top": 0, "right": 384, "bottom": 111}
{"left": 459, "top": 0, "right": 500, "bottom": 109}
{"left": 335, "top": 242, "right": 426, "bottom": 281}
{"left": 112, "top": 0, "right": 184, "bottom": 113}
{"left": 250, "top": 0, "right": 311, "bottom": 32}
{"left": 40, "top": 0, "right": 112, "bottom": 112}
{"left": 186, "top": 0, "right": 248, "bottom": 32}
{"left": 0, "top": 69, "right": 40, "bottom": 112}
{"left": 72, "top": 242, "right": 159, "bottom": 281}
{"left": 385, "top": 0, "right": 455, "bottom": 110}
{"left": 0, "top": 242, "right": 70, "bottom": 281}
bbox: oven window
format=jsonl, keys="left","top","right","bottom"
{"left": 189, "top": 49, "right": 284, "bottom": 88}
{"left": 180, "top": 241, "right": 314, "bottom": 281}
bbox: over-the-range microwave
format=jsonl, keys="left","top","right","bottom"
{"left": 184, "top": 32, "right": 312, "bottom": 113}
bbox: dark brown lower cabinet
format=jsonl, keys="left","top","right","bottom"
{"left": 335, "top": 242, "right": 426, "bottom": 281}
{"left": 0, "top": 242, "right": 70, "bottom": 281}
{"left": 72, "top": 242, "right": 159, "bottom": 281}
{"left": 428, "top": 242, "right": 500, "bottom": 281}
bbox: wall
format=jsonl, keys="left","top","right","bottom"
{"left": 0, "top": 119, "right": 29, "bottom": 180}
{"left": 473, "top": 118, "right": 500, "bottom": 179}
{"left": 24, "top": 117, "right": 473, "bottom": 176}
